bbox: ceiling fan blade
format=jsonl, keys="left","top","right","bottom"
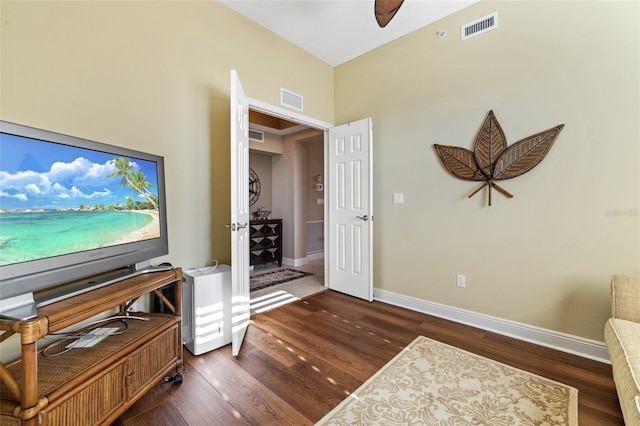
{"left": 375, "top": 0, "right": 404, "bottom": 28}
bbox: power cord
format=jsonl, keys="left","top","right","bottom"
{"left": 42, "top": 314, "right": 149, "bottom": 358}
{"left": 193, "top": 259, "right": 219, "bottom": 274}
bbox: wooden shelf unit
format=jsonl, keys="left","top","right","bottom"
{"left": 249, "top": 219, "right": 283, "bottom": 267}
{"left": 0, "top": 268, "right": 183, "bottom": 426}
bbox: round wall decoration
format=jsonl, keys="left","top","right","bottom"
{"left": 249, "top": 167, "right": 261, "bottom": 206}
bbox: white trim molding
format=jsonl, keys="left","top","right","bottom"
{"left": 282, "top": 252, "right": 325, "bottom": 268}
{"left": 373, "top": 288, "right": 610, "bottom": 364}
{"left": 282, "top": 257, "right": 297, "bottom": 267}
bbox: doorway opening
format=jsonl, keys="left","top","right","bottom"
{"left": 239, "top": 93, "right": 373, "bottom": 304}
{"left": 247, "top": 109, "right": 325, "bottom": 268}
{"left": 230, "top": 71, "right": 373, "bottom": 356}
{"left": 247, "top": 109, "right": 326, "bottom": 313}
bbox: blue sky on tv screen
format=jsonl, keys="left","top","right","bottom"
{"left": 0, "top": 133, "right": 160, "bottom": 211}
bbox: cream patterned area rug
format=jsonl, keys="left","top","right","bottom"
{"left": 317, "top": 336, "right": 578, "bottom": 426}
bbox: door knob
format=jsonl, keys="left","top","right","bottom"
{"left": 225, "top": 222, "right": 247, "bottom": 231}
{"left": 356, "top": 215, "right": 369, "bottom": 221}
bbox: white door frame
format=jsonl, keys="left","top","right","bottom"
{"left": 247, "top": 99, "right": 374, "bottom": 302}
{"left": 247, "top": 98, "right": 333, "bottom": 283}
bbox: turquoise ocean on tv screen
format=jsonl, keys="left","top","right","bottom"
{"left": 0, "top": 210, "right": 154, "bottom": 266}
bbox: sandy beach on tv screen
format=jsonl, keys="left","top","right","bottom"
{"left": 117, "top": 210, "right": 160, "bottom": 244}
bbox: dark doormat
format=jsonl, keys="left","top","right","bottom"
{"left": 250, "top": 268, "right": 313, "bottom": 292}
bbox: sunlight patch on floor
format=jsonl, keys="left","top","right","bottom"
{"left": 250, "top": 289, "right": 300, "bottom": 314}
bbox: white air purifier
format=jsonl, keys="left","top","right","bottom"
{"left": 182, "top": 264, "right": 232, "bottom": 355}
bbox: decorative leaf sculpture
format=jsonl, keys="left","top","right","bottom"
{"left": 434, "top": 110, "right": 564, "bottom": 206}
{"left": 474, "top": 110, "right": 507, "bottom": 178}
{"left": 432, "top": 146, "right": 485, "bottom": 181}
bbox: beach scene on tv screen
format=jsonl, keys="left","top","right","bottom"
{"left": 0, "top": 133, "right": 161, "bottom": 267}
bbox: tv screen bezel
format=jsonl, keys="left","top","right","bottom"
{"left": 0, "top": 120, "right": 169, "bottom": 317}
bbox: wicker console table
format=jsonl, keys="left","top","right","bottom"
{"left": 0, "top": 268, "right": 183, "bottom": 426}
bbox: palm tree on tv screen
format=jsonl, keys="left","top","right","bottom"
{"left": 107, "top": 157, "right": 159, "bottom": 210}
{"left": 131, "top": 170, "right": 159, "bottom": 207}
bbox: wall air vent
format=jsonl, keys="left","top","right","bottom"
{"left": 248, "top": 128, "right": 264, "bottom": 142}
{"left": 280, "top": 88, "right": 304, "bottom": 112}
{"left": 461, "top": 12, "right": 498, "bottom": 40}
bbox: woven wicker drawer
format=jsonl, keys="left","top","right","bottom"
{"left": 126, "top": 324, "right": 178, "bottom": 398}
{"left": 38, "top": 361, "right": 125, "bottom": 426}
{"left": 35, "top": 323, "right": 179, "bottom": 426}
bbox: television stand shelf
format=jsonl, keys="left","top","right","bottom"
{"left": 0, "top": 268, "right": 183, "bottom": 426}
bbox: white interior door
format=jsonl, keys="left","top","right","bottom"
{"left": 327, "top": 118, "right": 373, "bottom": 301}
{"left": 230, "top": 70, "right": 250, "bottom": 356}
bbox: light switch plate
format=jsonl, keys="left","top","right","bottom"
{"left": 393, "top": 193, "right": 404, "bottom": 204}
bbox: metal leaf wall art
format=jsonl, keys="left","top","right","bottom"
{"left": 434, "top": 110, "right": 564, "bottom": 206}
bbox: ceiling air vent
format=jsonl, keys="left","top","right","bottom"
{"left": 249, "top": 129, "right": 264, "bottom": 142}
{"left": 461, "top": 12, "right": 498, "bottom": 41}
{"left": 280, "top": 88, "right": 303, "bottom": 112}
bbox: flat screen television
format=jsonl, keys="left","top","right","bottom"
{"left": 0, "top": 120, "right": 169, "bottom": 319}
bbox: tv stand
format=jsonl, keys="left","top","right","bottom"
{"left": 0, "top": 265, "right": 176, "bottom": 321}
{"left": 0, "top": 268, "right": 183, "bottom": 426}
{"left": 35, "top": 265, "right": 175, "bottom": 309}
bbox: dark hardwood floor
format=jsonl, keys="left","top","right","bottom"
{"left": 115, "top": 289, "right": 623, "bottom": 425}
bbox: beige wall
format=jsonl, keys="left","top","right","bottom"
{"left": 249, "top": 131, "right": 283, "bottom": 155}
{"left": 272, "top": 129, "right": 323, "bottom": 262}
{"left": 305, "top": 138, "right": 325, "bottom": 222}
{"left": 251, "top": 130, "right": 322, "bottom": 263}
{"left": 305, "top": 139, "right": 325, "bottom": 255}
{"left": 0, "top": 0, "right": 334, "bottom": 271}
{"left": 335, "top": 0, "right": 640, "bottom": 341}
{"left": 248, "top": 152, "right": 273, "bottom": 216}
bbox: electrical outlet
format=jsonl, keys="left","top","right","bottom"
{"left": 456, "top": 274, "right": 466, "bottom": 288}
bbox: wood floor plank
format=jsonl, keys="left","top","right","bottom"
{"left": 114, "top": 290, "right": 623, "bottom": 425}
{"left": 243, "top": 322, "right": 301, "bottom": 368}
{"left": 239, "top": 339, "right": 348, "bottom": 419}
{"left": 117, "top": 351, "right": 251, "bottom": 425}
{"left": 115, "top": 403, "right": 189, "bottom": 426}
{"left": 193, "top": 344, "right": 312, "bottom": 425}
{"left": 253, "top": 312, "right": 385, "bottom": 379}
{"left": 265, "top": 306, "right": 406, "bottom": 364}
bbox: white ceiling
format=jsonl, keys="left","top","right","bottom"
{"left": 220, "top": 0, "right": 479, "bottom": 67}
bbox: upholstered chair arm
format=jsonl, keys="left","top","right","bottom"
{"left": 611, "top": 274, "right": 640, "bottom": 322}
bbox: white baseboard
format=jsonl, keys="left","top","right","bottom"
{"left": 282, "top": 257, "right": 301, "bottom": 267}
{"left": 373, "top": 288, "right": 610, "bottom": 364}
{"left": 283, "top": 252, "right": 324, "bottom": 268}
